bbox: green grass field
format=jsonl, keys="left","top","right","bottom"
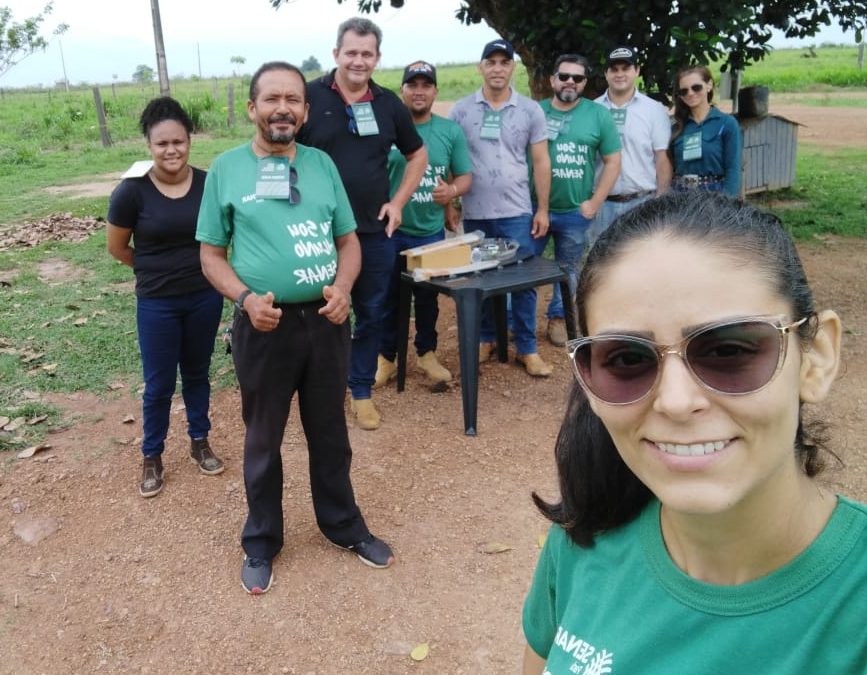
{"left": 0, "top": 45, "right": 865, "bottom": 453}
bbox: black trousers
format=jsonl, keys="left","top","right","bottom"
{"left": 232, "top": 300, "right": 368, "bottom": 559}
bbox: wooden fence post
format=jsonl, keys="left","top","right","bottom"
{"left": 227, "top": 84, "right": 235, "bottom": 128}
{"left": 92, "top": 87, "right": 113, "bottom": 148}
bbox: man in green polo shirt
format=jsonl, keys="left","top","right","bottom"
{"left": 197, "top": 61, "right": 394, "bottom": 596}
{"left": 374, "top": 60, "right": 473, "bottom": 390}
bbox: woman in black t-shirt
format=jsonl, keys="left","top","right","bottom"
{"left": 107, "top": 97, "right": 224, "bottom": 498}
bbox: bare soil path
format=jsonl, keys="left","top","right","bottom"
{"left": 1, "top": 104, "right": 865, "bottom": 675}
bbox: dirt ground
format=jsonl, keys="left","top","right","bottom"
{"left": 1, "top": 103, "right": 865, "bottom": 675}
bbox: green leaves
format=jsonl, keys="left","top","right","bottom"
{"left": 0, "top": 2, "right": 56, "bottom": 78}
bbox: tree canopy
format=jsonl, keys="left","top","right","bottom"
{"left": 275, "top": 0, "right": 867, "bottom": 99}
{"left": 132, "top": 64, "right": 155, "bottom": 85}
{"left": 0, "top": 2, "right": 57, "bottom": 78}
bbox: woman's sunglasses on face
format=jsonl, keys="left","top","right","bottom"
{"left": 556, "top": 72, "right": 587, "bottom": 83}
{"left": 567, "top": 316, "right": 809, "bottom": 405}
{"left": 677, "top": 83, "right": 705, "bottom": 97}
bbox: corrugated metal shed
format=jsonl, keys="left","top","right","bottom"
{"left": 738, "top": 114, "right": 802, "bottom": 196}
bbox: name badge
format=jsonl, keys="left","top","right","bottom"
{"left": 480, "top": 109, "right": 501, "bottom": 140}
{"left": 350, "top": 102, "right": 379, "bottom": 136}
{"left": 683, "top": 132, "right": 702, "bottom": 161}
{"left": 546, "top": 114, "right": 565, "bottom": 141}
{"left": 256, "top": 157, "right": 292, "bottom": 200}
{"left": 609, "top": 108, "right": 627, "bottom": 133}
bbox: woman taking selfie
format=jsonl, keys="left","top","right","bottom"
{"left": 107, "top": 97, "right": 225, "bottom": 498}
{"left": 522, "top": 192, "right": 865, "bottom": 673}
{"left": 669, "top": 66, "right": 742, "bottom": 196}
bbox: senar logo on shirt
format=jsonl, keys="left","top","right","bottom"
{"left": 553, "top": 626, "right": 614, "bottom": 674}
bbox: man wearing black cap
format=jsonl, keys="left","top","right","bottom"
{"left": 448, "top": 38, "right": 554, "bottom": 377}
{"left": 589, "top": 46, "right": 672, "bottom": 243}
{"left": 374, "top": 60, "right": 473, "bottom": 390}
{"left": 297, "top": 17, "right": 428, "bottom": 432}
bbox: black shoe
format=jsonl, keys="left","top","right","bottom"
{"left": 139, "top": 455, "right": 164, "bottom": 498}
{"left": 240, "top": 555, "right": 273, "bottom": 595}
{"left": 190, "top": 438, "right": 225, "bottom": 475}
{"left": 336, "top": 534, "right": 395, "bottom": 569}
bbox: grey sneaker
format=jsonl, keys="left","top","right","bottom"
{"left": 332, "top": 534, "right": 395, "bottom": 569}
{"left": 240, "top": 555, "right": 273, "bottom": 595}
{"left": 190, "top": 438, "right": 225, "bottom": 475}
{"left": 139, "top": 455, "right": 164, "bottom": 498}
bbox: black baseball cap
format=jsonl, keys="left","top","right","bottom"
{"left": 402, "top": 60, "right": 437, "bottom": 86}
{"left": 606, "top": 46, "right": 637, "bottom": 67}
{"left": 481, "top": 39, "right": 514, "bottom": 60}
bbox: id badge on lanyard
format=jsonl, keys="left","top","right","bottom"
{"left": 351, "top": 102, "right": 380, "bottom": 136}
{"left": 256, "top": 157, "right": 292, "bottom": 200}
{"left": 683, "top": 132, "right": 702, "bottom": 161}
{"left": 480, "top": 109, "right": 501, "bottom": 140}
{"left": 609, "top": 108, "right": 627, "bottom": 133}
{"left": 546, "top": 114, "right": 565, "bottom": 141}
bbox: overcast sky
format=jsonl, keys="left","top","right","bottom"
{"left": 1, "top": 0, "right": 855, "bottom": 88}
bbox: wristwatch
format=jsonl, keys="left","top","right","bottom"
{"left": 234, "top": 289, "right": 253, "bottom": 314}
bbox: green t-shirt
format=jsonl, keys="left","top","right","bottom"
{"left": 523, "top": 496, "right": 867, "bottom": 674}
{"left": 387, "top": 114, "right": 473, "bottom": 237}
{"left": 196, "top": 142, "right": 356, "bottom": 303}
{"left": 534, "top": 98, "right": 621, "bottom": 213}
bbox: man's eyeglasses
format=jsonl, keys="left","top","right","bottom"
{"left": 345, "top": 105, "right": 358, "bottom": 135}
{"left": 566, "top": 316, "right": 809, "bottom": 405}
{"left": 677, "top": 83, "right": 705, "bottom": 97}
{"left": 288, "top": 166, "right": 301, "bottom": 205}
{"left": 556, "top": 73, "right": 587, "bottom": 84}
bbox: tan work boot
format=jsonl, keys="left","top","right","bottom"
{"left": 479, "top": 342, "right": 496, "bottom": 362}
{"left": 516, "top": 353, "right": 553, "bottom": 377}
{"left": 415, "top": 351, "right": 452, "bottom": 384}
{"left": 373, "top": 355, "right": 397, "bottom": 389}
{"left": 546, "top": 317, "right": 567, "bottom": 347}
{"left": 350, "top": 397, "right": 381, "bottom": 430}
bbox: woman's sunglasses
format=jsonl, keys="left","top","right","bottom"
{"left": 677, "top": 83, "right": 705, "bottom": 97}
{"left": 556, "top": 73, "right": 587, "bottom": 83}
{"left": 567, "top": 316, "right": 808, "bottom": 405}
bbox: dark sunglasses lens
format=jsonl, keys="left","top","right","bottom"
{"left": 686, "top": 321, "right": 781, "bottom": 394}
{"left": 557, "top": 73, "right": 586, "bottom": 83}
{"left": 573, "top": 338, "right": 659, "bottom": 403}
{"left": 289, "top": 186, "right": 301, "bottom": 205}
{"left": 679, "top": 84, "right": 704, "bottom": 96}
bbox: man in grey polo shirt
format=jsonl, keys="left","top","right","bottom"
{"left": 448, "top": 38, "right": 553, "bottom": 377}
{"left": 589, "top": 46, "right": 672, "bottom": 243}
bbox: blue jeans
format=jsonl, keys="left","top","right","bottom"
{"left": 587, "top": 194, "right": 654, "bottom": 248}
{"left": 533, "top": 210, "right": 592, "bottom": 319}
{"left": 379, "top": 229, "right": 443, "bottom": 361}
{"left": 136, "top": 287, "right": 223, "bottom": 457}
{"left": 348, "top": 231, "right": 398, "bottom": 399}
{"left": 463, "top": 214, "right": 538, "bottom": 355}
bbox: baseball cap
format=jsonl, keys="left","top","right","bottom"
{"left": 481, "top": 39, "right": 515, "bottom": 60}
{"left": 402, "top": 60, "right": 437, "bottom": 86}
{"left": 606, "top": 46, "right": 637, "bottom": 67}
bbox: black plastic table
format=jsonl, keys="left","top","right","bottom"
{"left": 396, "top": 256, "right": 578, "bottom": 435}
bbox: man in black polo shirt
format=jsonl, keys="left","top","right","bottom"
{"left": 298, "top": 17, "right": 427, "bottom": 431}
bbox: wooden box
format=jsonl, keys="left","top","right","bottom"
{"left": 404, "top": 243, "right": 472, "bottom": 271}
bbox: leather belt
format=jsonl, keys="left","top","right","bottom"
{"left": 674, "top": 174, "right": 724, "bottom": 185}
{"left": 605, "top": 190, "right": 655, "bottom": 203}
